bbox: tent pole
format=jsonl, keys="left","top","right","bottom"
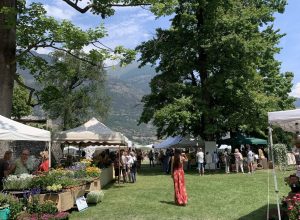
{"left": 48, "top": 142, "right": 51, "bottom": 168}
{"left": 268, "top": 126, "right": 281, "bottom": 220}
{"left": 118, "top": 144, "right": 120, "bottom": 184}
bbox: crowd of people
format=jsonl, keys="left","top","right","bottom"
{"left": 113, "top": 149, "right": 144, "bottom": 184}
{"left": 0, "top": 149, "right": 50, "bottom": 190}
{"left": 145, "top": 145, "right": 268, "bottom": 176}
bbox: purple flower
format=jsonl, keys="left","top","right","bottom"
{"left": 41, "top": 213, "right": 54, "bottom": 220}
{"left": 54, "top": 211, "right": 69, "bottom": 219}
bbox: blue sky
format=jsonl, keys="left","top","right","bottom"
{"left": 31, "top": 0, "right": 300, "bottom": 97}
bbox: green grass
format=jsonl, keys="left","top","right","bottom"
{"left": 69, "top": 165, "right": 293, "bottom": 220}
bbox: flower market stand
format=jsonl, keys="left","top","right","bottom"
{"left": 38, "top": 191, "right": 74, "bottom": 212}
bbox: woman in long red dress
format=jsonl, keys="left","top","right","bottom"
{"left": 171, "top": 149, "right": 188, "bottom": 206}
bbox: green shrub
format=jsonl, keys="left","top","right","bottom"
{"left": 86, "top": 190, "right": 104, "bottom": 204}
{"left": 273, "top": 143, "right": 288, "bottom": 171}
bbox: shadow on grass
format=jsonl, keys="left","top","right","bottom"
{"left": 138, "top": 164, "right": 234, "bottom": 177}
{"left": 238, "top": 204, "right": 286, "bottom": 220}
{"left": 101, "top": 181, "right": 127, "bottom": 190}
{"left": 159, "top": 200, "right": 177, "bottom": 206}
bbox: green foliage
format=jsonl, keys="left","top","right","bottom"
{"left": 11, "top": 77, "right": 32, "bottom": 119}
{"left": 86, "top": 190, "right": 104, "bottom": 204}
{"left": 137, "top": 0, "right": 295, "bottom": 139}
{"left": 27, "top": 198, "right": 57, "bottom": 215}
{"left": 37, "top": 50, "right": 109, "bottom": 130}
{"left": 273, "top": 143, "right": 288, "bottom": 170}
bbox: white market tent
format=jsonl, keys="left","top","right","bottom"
{"left": 153, "top": 136, "right": 182, "bottom": 149}
{"left": 52, "top": 117, "right": 126, "bottom": 146}
{"left": 153, "top": 136, "right": 203, "bottom": 149}
{"left": 0, "top": 114, "right": 51, "bottom": 165}
{"left": 218, "top": 144, "right": 231, "bottom": 150}
{"left": 267, "top": 109, "right": 300, "bottom": 219}
{"left": 0, "top": 114, "right": 50, "bottom": 141}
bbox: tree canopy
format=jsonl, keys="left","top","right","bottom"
{"left": 1, "top": 0, "right": 171, "bottom": 117}
{"left": 137, "top": 0, "right": 294, "bottom": 140}
{"left": 37, "top": 50, "right": 109, "bottom": 130}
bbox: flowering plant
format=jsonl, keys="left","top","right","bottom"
{"left": 282, "top": 193, "right": 300, "bottom": 220}
{"left": 29, "top": 211, "right": 69, "bottom": 220}
{"left": 80, "top": 159, "right": 92, "bottom": 167}
{"left": 3, "top": 174, "right": 34, "bottom": 190}
{"left": 86, "top": 166, "right": 101, "bottom": 178}
{"left": 46, "top": 184, "right": 62, "bottom": 192}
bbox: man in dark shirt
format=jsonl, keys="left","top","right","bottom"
{"left": 0, "top": 150, "right": 12, "bottom": 190}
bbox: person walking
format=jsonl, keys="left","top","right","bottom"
{"left": 196, "top": 148, "right": 204, "bottom": 176}
{"left": 205, "top": 152, "right": 212, "bottom": 171}
{"left": 223, "top": 148, "right": 230, "bottom": 174}
{"left": 171, "top": 149, "right": 188, "bottom": 206}
{"left": 247, "top": 145, "right": 254, "bottom": 174}
{"left": 148, "top": 150, "right": 155, "bottom": 167}
{"left": 234, "top": 148, "right": 244, "bottom": 173}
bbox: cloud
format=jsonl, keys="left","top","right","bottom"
{"left": 43, "top": 2, "right": 77, "bottom": 20}
{"left": 35, "top": 47, "right": 53, "bottom": 55}
{"left": 290, "top": 83, "right": 300, "bottom": 98}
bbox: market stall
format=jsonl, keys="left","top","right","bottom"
{"left": 0, "top": 114, "right": 54, "bottom": 219}
{"left": 268, "top": 109, "right": 300, "bottom": 219}
{"left": 52, "top": 117, "right": 127, "bottom": 187}
{"left": 0, "top": 114, "right": 51, "bottom": 160}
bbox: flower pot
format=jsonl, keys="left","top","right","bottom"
{"left": 0, "top": 206, "right": 10, "bottom": 220}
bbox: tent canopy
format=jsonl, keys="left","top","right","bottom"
{"left": 153, "top": 136, "right": 203, "bottom": 149}
{"left": 268, "top": 109, "right": 300, "bottom": 133}
{"left": 0, "top": 115, "right": 50, "bottom": 141}
{"left": 52, "top": 118, "right": 126, "bottom": 145}
{"left": 218, "top": 144, "right": 231, "bottom": 150}
{"left": 217, "top": 134, "right": 267, "bottom": 145}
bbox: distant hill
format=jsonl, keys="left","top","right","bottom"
{"left": 104, "top": 62, "right": 157, "bottom": 144}
{"left": 19, "top": 56, "right": 158, "bottom": 144}
{"left": 295, "top": 98, "right": 300, "bottom": 108}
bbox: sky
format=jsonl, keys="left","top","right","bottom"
{"left": 29, "top": 0, "right": 300, "bottom": 97}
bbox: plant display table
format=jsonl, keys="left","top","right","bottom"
{"left": 85, "top": 178, "right": 101, "bottom": 192}
{"left": 100, "top": 165, "right": 114, "bottom": 187}
{"left": 38, "top": 191, "right": 74, "bottom": 212}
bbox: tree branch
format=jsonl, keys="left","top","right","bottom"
{"left": 63, "top": 0, "right": 93, "bottom": 13}
{"left": 62, "top": 0, "right": 150, "bottom": 13}
{"left": 14, "top": 74, "right": 39, "bottom": 107}
{"left": 109, "top": 3, "right": 151, "bottom": 7}
{"left": 48, "top": 45, "right": 98, "bottom": 66}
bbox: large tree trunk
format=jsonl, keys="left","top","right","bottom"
{"left": 0, "top": 0, "right": 16, "bottom": 118}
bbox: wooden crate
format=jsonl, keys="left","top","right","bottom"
{"left": 70, "top": 185, "right": 86, "bottom": 200}
{"left": 38, "top": 191, "right": 74, "bottom": 212}
{"left": 85, "top": 178, "right": 101, "bottom": 192}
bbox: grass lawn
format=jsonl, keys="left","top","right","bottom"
{"left": 69, "top": 165, "right": 293, "bottom": 220}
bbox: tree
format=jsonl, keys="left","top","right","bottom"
{"left": 137, "top": 0, "right": 294, "bottom": 140}
{"left": 1, "top": 0, "right": 172, "bottom": 117}
{"left": 11, "top": 76, "right": 32, "bottom": 119}
{"left": 38, "top": 50, "right": 109, "bottom": 130}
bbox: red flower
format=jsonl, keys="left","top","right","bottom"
{"left": 288, "top": 206, "right": 294, "bottom": 210}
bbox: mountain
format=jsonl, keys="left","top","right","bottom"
{"left": 295, "top": 98, "right": 300, "bottom": 108}
{"left": 19, "top": 57, "right": 158, "bottom": 144}
{"left": 104, "top": 62, "right": 157, "bottom": 144}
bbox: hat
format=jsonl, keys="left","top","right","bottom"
{"left": 40, "top": 151, "right": 49, "bottom": 159}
